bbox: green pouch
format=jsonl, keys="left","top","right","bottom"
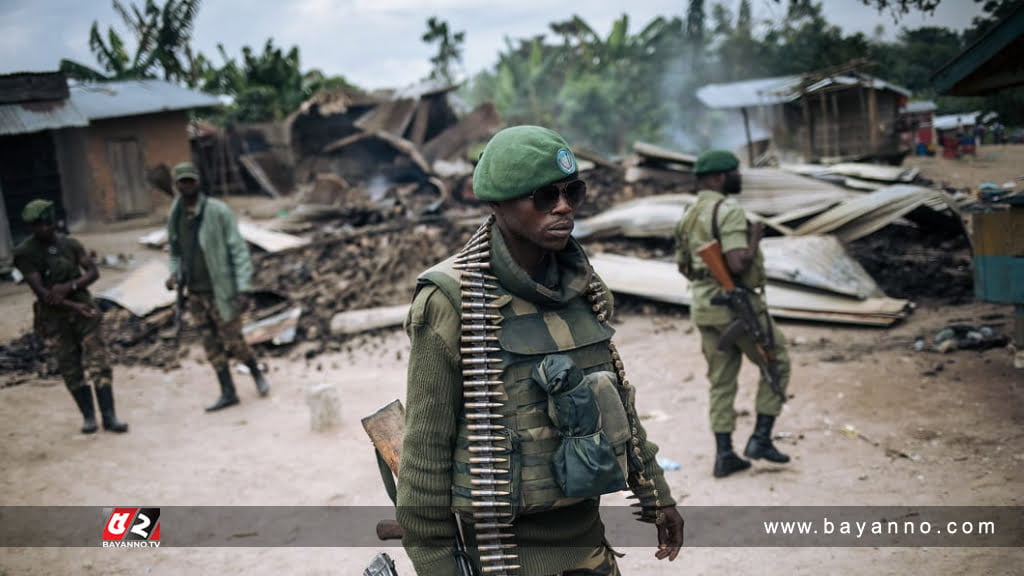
{"left": 532, "top": 355, "right": 628, "bottom": 498}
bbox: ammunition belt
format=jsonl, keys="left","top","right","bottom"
{"left": 454, "top": 220, "right": 667, "bottom": 576}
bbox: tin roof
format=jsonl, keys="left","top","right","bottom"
{"left": 0, "top": 98, "right": 89, "bottom": 136}
{"left": 697, "top": 74, "right": 911, "bottom": 110}
{"left": 902, "top": 100, "right": 937, "bottom": 113}
{"left": 70, "top": 79, "right": 222, "bottom": 121}
{"left": 932, "top": 2, "right": 1024, "bottom": 95}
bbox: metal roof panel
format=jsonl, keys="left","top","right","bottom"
{"left": 70, "top": 80, "right": 222, "bottom": 120}
{"left": 0, "top": 99, "right": 89, "bottom": 135}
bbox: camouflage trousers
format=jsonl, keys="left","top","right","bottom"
{"left": 549, "top": 545, "right": 622, "bottom": 576}
{"left": 188, "top": 291, "right": 255, "bottom": 371}
{"left": 38, "top": 309, "right": 111, "bottom": 392}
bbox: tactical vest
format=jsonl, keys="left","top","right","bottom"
{"left": 416, "top": 218, "right": 669, "bottom": 576}
{"left": 421, "top": 257, "right": 631, "bottom": 518}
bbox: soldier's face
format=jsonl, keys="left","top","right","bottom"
{"left": 176, "top": 178, "right": 199, "bottom": 198}
{"left": 723, "top": 171, "right": 743, "bottom": 195}
{"left": 492, "top": 180, "right": 581, "bottom": 254}
{"left": 30, "top": 219, "right": 56, "bottom": 243}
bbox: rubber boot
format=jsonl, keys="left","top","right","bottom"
{"left": 744, "top": 414, "right": 790, "bottom": 463}
{"left": 247, "top": 360, "right": 270, "bottom": 397}
{"left": 206, "top": 366, "right": 240, "bottom": 412}
{"left": 713, "top": 432, "right": 751, "bottom": 478}
{"left": 70, "top": 386, "right": 98, "bottom": 434}
{"left": 95, "top": 386, "right": 129, "bottom": 433}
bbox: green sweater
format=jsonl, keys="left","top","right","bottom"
{"left": 167, "top": 194, "right": 252, "bottom": 322}
{"left": 397, "top": 224, "right": 676, "bottom": 576}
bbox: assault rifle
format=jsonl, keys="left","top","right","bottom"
{"left": 173, "top": 269, "right": 187, "bottom": 340}
{"left": 362, "top": 400, "right": 476, "bottom": 576}
{"left": 696, "top": 240, "right": 786, "bottom": 403}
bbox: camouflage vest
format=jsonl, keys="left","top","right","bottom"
{"left": 420, "top": 250, "right": 631, "bottom": 519}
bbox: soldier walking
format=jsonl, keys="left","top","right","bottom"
{"left": 13, "top": 199, "right": 128, "bottom": 434}
{"left": 164, "top": 162, "right": 270, "bottom": 411}
{"left": 673, "top": 150, "right": 792, "bottom": 478}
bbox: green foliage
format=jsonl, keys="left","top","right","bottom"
{"left": 422, "top": 17, "right": 466, "bottom": 84}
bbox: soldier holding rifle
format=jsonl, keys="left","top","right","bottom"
{"left": 673, "top": 150, "right": 792, "bottom": 479}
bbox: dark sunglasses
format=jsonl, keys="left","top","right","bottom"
{"left": 527, "top": 180, "right": 587, "bottom": 212}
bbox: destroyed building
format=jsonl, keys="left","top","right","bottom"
{"left": 696, "top": 71, "right": 912, "bottom": 165}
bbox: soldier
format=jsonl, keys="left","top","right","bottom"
{"left": 673, "top": 149, "right": 792, "bottom": 478}
{"left": 13, "top": 199, "right": 128, "bottom": 434}
{"left": 163, "top": 162, "right": 270, "bottom": 411}
{"left": 397, "top": 126, "right": 684, "bottom": 576}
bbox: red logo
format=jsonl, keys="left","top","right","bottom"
{"left": 103, "top": 508, "right": 161, "bottom": 542}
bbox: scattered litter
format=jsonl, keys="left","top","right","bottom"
{"left": 930, "top": 324, "right": 1009, "bottom": 353}
{"left": 10, "top": 268, "right": 24, "bottom": 283}
{"left": 657, "top": 457, "right": 681, "bottom": 471}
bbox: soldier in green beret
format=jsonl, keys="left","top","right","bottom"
{"left": 164, "top": 162, "right": 270, "bottom": 411}
{"left": 397, "top": 126, "right": 684, "bottom": 576}
{"left": 673, "top": 150, "right": 792, "bottom": 478}
{"left": 13, "top": 199, "right": 129, "bottom": 434}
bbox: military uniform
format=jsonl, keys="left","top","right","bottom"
{"left": 13, "top": 199, "right": 127, "bottom": 434}
{"left": 673, "top": 149, "right": 791, "bottom": 477}
{"left": 397, "top": 127, "right": 681, "bottom": 576}
{"left": 166, "top": 162, "right": 269, "bottom": 411}
{"left": 674, "top": 189, "right": 791, "bottom": 433}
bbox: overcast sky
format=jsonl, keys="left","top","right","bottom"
{"left": 0, "top": 0, "right": 986, "bottom": 90}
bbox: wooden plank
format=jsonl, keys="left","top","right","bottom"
{"left": 407, "top": 100, "right": 432, "bottom": 146}
{"left": 238, "top": 154, "right": 281, "bottom": 198}
{"left": 329, "top": 304, "right": 410, "bottom": 336}
{"left": 361, "top": 399, "right": 405, "bottom": 475}
{"left": 242, "top": 306, "right": 302, "bottom": 346}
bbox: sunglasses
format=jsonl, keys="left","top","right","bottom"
{"left": 527, "top": 180, "right": 587, "bottom": 212}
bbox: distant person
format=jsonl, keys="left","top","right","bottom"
{"left": 13, "top": 199, "right": 129, "bottom": 434}
{"left": 164, "top": 162, "right": 270, "bottom": 411}
{"left": 673, "top": 150, "right": 792, "bottom": 478}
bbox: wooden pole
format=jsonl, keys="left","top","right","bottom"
{"left": 858, "top": 86, "right": 867, "bottom": 157}
{"left": 801, "top": 91, "right": 813, "bottom": 161}
{"left": 741, "top": 107, "right": 755, "bottom": 166}
{"left": 832, "top": 93, "right": 841, "bottom": 156}
{"left": 820, "top": 92, "right": 829, "bottom": 159}
{"left": 868, "top": 83, "right": 878, "bottom": 153}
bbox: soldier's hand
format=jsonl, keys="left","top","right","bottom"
{"left": 46, "top": 282, "right": 71, "bottom": 305}
{"left": 165, "top": 276, "right": 176, "bottom": 291}
{"left": 68, "top": 302, "right": 97, "bottom": 319}
{"left": 655, "top": 505, "right": 684, "bottom": 561}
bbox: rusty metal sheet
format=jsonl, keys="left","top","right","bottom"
{"left": 589, "top": 253, "right": 909, "bottom": 326}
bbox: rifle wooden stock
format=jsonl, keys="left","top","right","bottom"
{"left": 361, "top": 399, "right": 405, "bottom": 476}
{"left": 362, "top": 400, "right": 407, "bottom": 542}
{"left": 696, "top": 240, "right": 736, "bottom": 291}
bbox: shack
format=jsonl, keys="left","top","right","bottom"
{"left": 697, "top": 70, "right": 911, "bottom": 164}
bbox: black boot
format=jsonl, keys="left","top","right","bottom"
{"left": 206, "top": 366, "right": 240, "bottom": 412}
{"left": 70, "top": 386, "right": 98, "bottom": 434}
{"left": 95, "top": 386, "right": 129, "bottom": 433}
{"left": 713, "top": 432, "right": 751, "bottom": 478}
{"left": 744, "top": 414, "right": 790, "bottom": 463}
{"left": 247, "top": 360, "right": 270, "bottom": 397}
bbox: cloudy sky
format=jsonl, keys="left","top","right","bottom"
{"left": 0, "top": 0, "right": 986, "bottom": 90}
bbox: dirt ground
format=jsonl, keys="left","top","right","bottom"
{"left": 1, "top": 155, "right": 1023, "bottom": 575}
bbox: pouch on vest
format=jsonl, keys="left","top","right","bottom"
{"left": 532, "top": 354, "right": 628, "bottom": 498}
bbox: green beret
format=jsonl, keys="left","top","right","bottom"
{"left": 172, "top": 162, "right": 200, "bottom": 182}
{"left": 694, "top": 149, "right": 740, "bottom": 176}
{"left": 21, "top": 199, "right": 55, "bottom": 223}
{"left": 473, "top": 126, "right": 578, "bottom": 202}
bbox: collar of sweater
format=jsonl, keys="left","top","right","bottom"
{"left": 488, "top": 220, "right": 592, "bottom": 307}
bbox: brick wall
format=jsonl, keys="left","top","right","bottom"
{"left": 84, "top": 111, "right": 192, "bottom": 220}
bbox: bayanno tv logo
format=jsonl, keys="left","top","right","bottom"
{"left": 102, "top": 508, "right": 161, "bottom": 548}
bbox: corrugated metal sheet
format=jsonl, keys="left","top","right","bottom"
{"left": 0, "top": 99, "right": 88, "bottom": 135}
{"left": 933, "top": 112, "right": 981, "bottom": 130}
{"left": 697, "top": 74, "right": 911, "bottom": 110}
{"left": 70, "top": 80, "right": 222, "bottom": 121}
{"left": 903, "top": 100, "right": 937, "bottom": 113}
